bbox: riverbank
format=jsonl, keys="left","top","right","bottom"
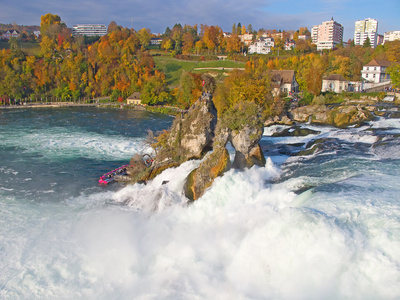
{"left": 0, "top": 102, "right": 100, "bottom": 109}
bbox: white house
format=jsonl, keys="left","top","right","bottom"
{"left": 126, "top": 92, "right": 142, "bottom": 105}
{"left": 270, "top": 70, "right": 299, "bottom": 95}
{"left": 322, "top": 74, "right": 349, "bottom": 93}
{"left": 150, "top": 37, "right": 162, "bottom": 45}
{"left": 2, "top": 30, "right": 20, "bottom": 40}
{"left": 361, "top": 59, "right": 391, "bottom": 83}
{"left": 248, "top": 37, "right": 274, "bottom": 55}
{"left": 284, "top": 40, "right": 296, "bottom": 50}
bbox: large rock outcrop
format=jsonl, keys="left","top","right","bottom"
{"left": 176, "top": 95, "right": 218, "bottom": 159}
{"left": 128, "top": 93, "right": 266, "bottom": 201}
{"left": 284, "top": 104, "right": 374, "bottom": 128}
{"left": 184, "top": 101, "right": 266, "bottom": 200}
{"left": 230, "top": 124, "right": 265, "bottom": 169}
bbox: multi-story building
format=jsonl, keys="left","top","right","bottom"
{"left": 377, "top": 34, "right": 384, "bottom": 45}
{"left": 383, "top": 31, "right": 400, "bottom": 43}
{"left": 238, "top": 33, "right": 254, "bottom": 46}
{"left": 248, "top": 37, "right": 274, "bottom": 54}
{"left": 71, "top": 24, "right": 107, "bottom": 37}
{"left": 354, "top": 18, "right": 378, "bottom": 48}
{"left": 312, "top": 18, "right": 344, "bottom": 50}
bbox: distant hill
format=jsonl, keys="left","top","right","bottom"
{"left": 0, "top": 23, "right": 40, "bottom": 34}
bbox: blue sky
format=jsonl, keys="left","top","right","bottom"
{"left": 1, "top": 0, "right": 399, "bottom": 40}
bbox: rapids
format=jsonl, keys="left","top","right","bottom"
{"left": 0, "top": 107, "right": 399, "bottom": 299}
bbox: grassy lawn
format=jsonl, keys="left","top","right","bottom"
{"left": 0, "top": 41, "right": 41, "bottom": 56}
{"left": 153, "top": 53, "right": 246, "bottom": 87}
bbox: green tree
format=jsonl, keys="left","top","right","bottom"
{"left": 137, "top": 28, "right": 151, "bottom": 48}
{"left": 237, "top": 23, "right": 242, "bottom": 35}
{"left": 40, "top": 35, "right": 57, "bottom": 59}
{"left": 363, "top": 37, "right": 371, "bottom": 48}
{"left": 40, "top": 13, "right": 62, "bottom": 38}
{"left": 177, "top": 71, "right": 200, "bottom": 108}
{"left": 141, "top": 75, "right": 170, "bottom": 105}
{"left": 387, "top": 64, "right": 400, "bottom": 88}
{"left": 231, "top": 23, "right": 237, "bottom": 35}
{"left": 162, "top": 38, "right": 173, "bottom": 51}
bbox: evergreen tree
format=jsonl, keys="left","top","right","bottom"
{"left": 363, "top": 37, "right": 371, "bottom": 48}
{"left": 231, "top": 23, "right": 236, "bottom": 35}
{"left": 237, "top": 23, "right": 242, "bottom": 35}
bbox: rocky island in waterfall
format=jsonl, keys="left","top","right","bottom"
{"left": 127, "top": 92, "right": 265, "bottom": 201}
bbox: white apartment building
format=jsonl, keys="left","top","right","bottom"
{"left": 383, "top": 31, "right": 400, "bottom": 43}
{"left": 312, "top": 18, "right": 344, "bottom": 50}
{"left": 72, "top": 24, "right": 107, "bottom": 37}
{"left": 248, "top": 37, "right": 274, "bottom": 54}
{"left": 354, "top": 18, "right": 378, "bottom": 48}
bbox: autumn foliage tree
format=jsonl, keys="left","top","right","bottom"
{"left": 0, "top": 15, "right": 176, "bottom": 103}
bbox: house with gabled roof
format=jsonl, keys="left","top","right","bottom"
{"left": 2, "top": 30, "right": 20, "bottom": 40}
{"left": 322, "top": 74, "right": 349, "bottom": 93}
{"left": 361, "top": 59, "right": 391, "bottom": 83}
{"left": 269, "top": 70, "right": 299, "bottom": 95}
{"left": 126, "top": 92, "right": 142, "bottom": 105}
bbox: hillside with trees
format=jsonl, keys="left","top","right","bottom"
{"left": 1, "top": 15, "right": 399, "bottom": 111}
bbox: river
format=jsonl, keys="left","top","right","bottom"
{"left": 0, "top": 107, "right": 399, "bottom": 299}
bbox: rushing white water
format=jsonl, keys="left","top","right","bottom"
{"left": 1, "top": 108, "right": 399, "bottom": 299}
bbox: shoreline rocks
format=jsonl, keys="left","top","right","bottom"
{"left": 265, "top": 103, "right": 380, "bottom": 128}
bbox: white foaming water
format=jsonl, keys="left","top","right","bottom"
{"left": 1, "top": 155, "right": 399, "bottom": 300}
{"left": 1, "top": 109, "right": 400, "bottom": 299}
{"left": 369, "top": 116, "right": 400, "bottom": 133}
{"left": 264, "top": 123, "right": 379, "bottom": 146}
{"left": 0, "top": 126, "right": 145, "bottom": 161}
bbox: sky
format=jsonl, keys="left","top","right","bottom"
{"left": 1, "top": 0, "right": 400, "bottom": 40}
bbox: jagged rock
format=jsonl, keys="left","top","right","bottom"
{"left": 272, "top": 126, "right": 320, "bottom": 137}
{"left": 264, "top": 115, "right": 293, "bottom": 126}
{"left": 290, "top": 105, "right": 330, "bottom": 124}
{"left": 330, "top": 105, "right": 374, "bottom": 128}
{"left": 184, "top": 147, "right": 231, "bottom": 201}
{"left": 231, "top": 124, "right": 265, "bottom": 169}
{"left": 180, "top": 99, "right": 217, "bottom": 159}
{"left": 290, "top": 104, "right": 374, "bottom": 127}
{"left": 167, "top": 95, "right": 217, "bottom": 161}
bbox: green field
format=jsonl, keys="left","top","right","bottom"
{"left": 152, "top": 54, "right": 246, "bottom": 87}
{"left": 0, "top": 41, "right": 41, "bottom": 56}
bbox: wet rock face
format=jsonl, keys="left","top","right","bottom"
{"left": 331, "top": 105, "right": 374, "bottom": 128}
{"left": 288, "top": 104, "right": 374, "bottom": 128}
{"left": 179, "top": 98, "right": 218, "bottom": 159}
{"left": 271, "top": 126, "right": 321, "bottom": 137}
{"left": 184, "top": 147, "right": 231, "bottom": 201}
{"left": 230, "top": 124, "right": 265, "bottom": 169}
